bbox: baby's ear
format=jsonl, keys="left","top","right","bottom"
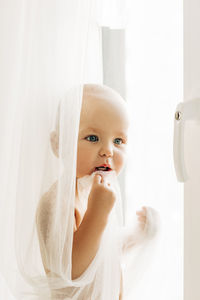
{"left": 50, "top": 131, "right": 59, "bottom": 158}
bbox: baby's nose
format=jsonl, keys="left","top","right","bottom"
{"left": 99, "top": 146, "right": 113, "bottom": 157}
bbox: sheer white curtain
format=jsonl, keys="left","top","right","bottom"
{"left": 0, "top": 1, "right": 128, "bottom": 299}
{"left": 0, "top": 1, "right": 96, "bottom": 298}
{"left": 0, "top": 0, "right": 164, "bottom": 299}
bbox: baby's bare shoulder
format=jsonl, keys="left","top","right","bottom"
{"left": 39, "top": 181, "right": 58, "bottom": 205}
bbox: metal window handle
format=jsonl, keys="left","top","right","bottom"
{"left": 173, "top": 98, "right": 200, "bottom": 182}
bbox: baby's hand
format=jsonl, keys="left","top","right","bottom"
{"left": 136, "top": 206, "right": 161, "bottom": 239}
{"left": 86, "top": 173, "right": 116, "bottom": 223}
{"left": 120, "top": 206, "right": 161, "bottom": 253}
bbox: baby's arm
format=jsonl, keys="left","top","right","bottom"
{"left": 72, "top": 206, "right": 107, "bottom": 279}
{"left": 72, "top": 173, "right": 115, "bottom": 279}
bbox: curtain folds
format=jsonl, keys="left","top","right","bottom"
{"left": 0, "top": 1, "right": 161, "bottom": 299}
{"left": 0, "top": 1, "right": 127, "bottom": 299}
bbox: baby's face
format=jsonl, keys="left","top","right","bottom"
{"left": 76, "top": 85, "right": 130, "bottom": 178}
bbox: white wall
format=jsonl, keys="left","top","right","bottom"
{"left": 184, "top": 0, "right": 200, "bottom": 299}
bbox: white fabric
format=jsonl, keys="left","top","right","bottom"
{"left": 0, "top": 0, "right": 161, "bottom": 299}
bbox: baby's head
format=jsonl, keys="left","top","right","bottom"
{"left": 50, "top": 84, "right": 130, "bottom": 178}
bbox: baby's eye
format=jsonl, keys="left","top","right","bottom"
{"left": 114, "top": 138, "right": 123, "bottom": 145}
{"left": 85, "top": 135, "right": 99, "bottom": 142}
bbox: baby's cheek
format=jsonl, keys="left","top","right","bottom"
{"left": 76, "top": 150, "right": 86, "bottom": 175}
{"left": 76, "top": 154, "right": 88, "bottom": 175}
{"left": 115, "top": 152, "right": 126, "bottom": 173}
{"left": 76, "top": 145, "right": 95, "bottom": 176}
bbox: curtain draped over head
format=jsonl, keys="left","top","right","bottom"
{"left": 0, "top": 0, "right": 161, "bottom": 299}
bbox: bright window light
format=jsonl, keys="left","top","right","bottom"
{"left": 124, "top": 0, "right": 183, "bottom": 299}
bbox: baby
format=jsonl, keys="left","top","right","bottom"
{"left": 36, "top": 84, "right": 151, "bottom": 299}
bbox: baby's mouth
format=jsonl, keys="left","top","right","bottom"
{"left": 93, "top": 165, "right": 112, "bottom": 172}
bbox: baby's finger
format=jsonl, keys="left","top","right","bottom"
{"left": 136, "top": 206, "right": 147, "bottom": 215}
{"left": 93, "top": 174, "right": 103, "bottom": 184}
{"left": 142, "top": 206, "right": 147, "bottom": 213}
{"left": 138, "top": 215, "right": 146, "bottom": 221}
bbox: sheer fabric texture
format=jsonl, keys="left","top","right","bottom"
{"left": 0, "top": 0, "right": 161, "bottom": 299}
